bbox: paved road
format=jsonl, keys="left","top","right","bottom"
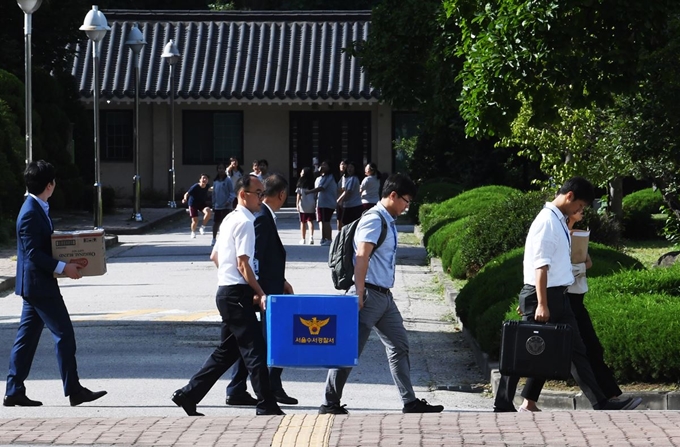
{"left": 0, "top": 213, "right": 488, "bottom": 419}
{"left": 1, "top": 212, "right": 677, "bottom": 446}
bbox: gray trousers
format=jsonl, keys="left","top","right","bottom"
{"left": 323, "top": 287, "right": 416, "bottom": 405}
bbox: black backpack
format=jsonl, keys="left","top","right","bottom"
{"left": 328, "top": 209, "right": 388, "bottom": 291}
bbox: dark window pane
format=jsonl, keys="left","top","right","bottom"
{"left": 183, "top": 111, "right": 243, "bottom": 165}
{"left": 102, "top": 110, "right": 133, "bottom": 161}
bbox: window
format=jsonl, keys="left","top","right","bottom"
{"left": 102, "top": 110, "right": 133, "bottom": 161}
{"left": 183, "top": 111, "right": 243, "bottom": 165}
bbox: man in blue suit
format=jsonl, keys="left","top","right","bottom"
{"left": 225, "top": 173, "right": 298, "bottom": 406}
{"left": 4, "top": 160, "right": 107, "bottom": 407}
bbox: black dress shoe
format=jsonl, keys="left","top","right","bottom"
{"left": 171, "top": 390, "right": 204, "bottom": 416}
{"left": 274, "top": 390, "right": 298, "bottom": 405}
{"left": 3, "top": 394, "right": 42, "bottom": 407}
{"left": 256, "top": 405, "right": 285, "bottom": 415}
{"left": 69, "top": 388, "right": 107, "bottom": 407}
{"left": 226, "top": 392, "right": 258, "bottom": 406}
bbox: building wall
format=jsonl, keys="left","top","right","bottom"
{"left": 97, "top": 102, "right": 393, "bottom": 199}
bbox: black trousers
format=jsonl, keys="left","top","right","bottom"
{"left": 181, "top": 284, "right": 275, "bottom": 411}
{"left": 494, "top": 285, "right": 608, "bottom": 410}
{"left": 567, "top": 292, "right": 622, "bottom": 398}
{"left": 226, "top": 308, "right": 284, "bottom": 396}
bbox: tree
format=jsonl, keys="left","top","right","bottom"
{"left": 447, "top": 0, "right": 678, "bottom": 138}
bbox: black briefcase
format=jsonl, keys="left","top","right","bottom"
{"left": 499, "top": 320, "right": 573, "bottom": 380}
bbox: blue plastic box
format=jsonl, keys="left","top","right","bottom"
{"left": 266, "top": 294, "right": 359, "bottom": 368}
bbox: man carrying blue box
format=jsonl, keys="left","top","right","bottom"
{"left": 319, "top": 173, "right": 445, "bottom": 415}
{"left": 171, "top": 175, "right": 283, "bottom": 417}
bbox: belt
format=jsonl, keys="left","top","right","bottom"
{"left": 365, "top": 283, "right": 390, "bottom": 294}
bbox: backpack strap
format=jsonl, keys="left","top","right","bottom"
{"left": 366, "top": 209, "right": 388, "bottom": 256}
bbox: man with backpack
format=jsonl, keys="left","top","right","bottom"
{"left": 320, "top": 173, "right": 445, "bottom": 415}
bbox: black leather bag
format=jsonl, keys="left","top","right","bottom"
{"left": 499, "top": 320, "right": 573, "bottom": 380}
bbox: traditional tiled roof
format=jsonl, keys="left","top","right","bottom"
{"left": 70, "top": 10, "right": 377, "bottom": 103}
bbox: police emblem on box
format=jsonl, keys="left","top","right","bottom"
{"left": 294, "top": 315, "right": 336, "bottom": 345}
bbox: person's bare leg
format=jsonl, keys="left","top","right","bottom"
{"left": 202, "top": 208, "right": 212, "bottom": 226}
{"left": 191, "top": 217, "right": 199, "bottom": 232}
{"left": 300, "top": 222, "right": 306, "bottom": 242}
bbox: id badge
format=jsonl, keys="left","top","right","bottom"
{"left": 253, "top": 258, "right": 259, "bottom": 275}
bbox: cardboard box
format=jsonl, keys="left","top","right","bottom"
{"left": 266, "top": 294, "right": 359, "bottom": 368}
{"left": 51, "top": 229, "right": 107, "bottom": 277}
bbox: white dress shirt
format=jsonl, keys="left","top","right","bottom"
{"left": 215, "top": 205, "right": 257, "bottom": 286}
{"left": 523, "top": 202, "right": 574, "bottom": 287}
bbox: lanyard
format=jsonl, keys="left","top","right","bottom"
{"left": 545, "top": 206, "right": 571, "bottom": 248}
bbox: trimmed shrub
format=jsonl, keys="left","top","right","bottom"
{"left": 407, "top": 179, "right": 463, "bottom": 222}
{"left": 460, "top": 190, "right": 549, "bottom": 277}
{"left": 623, "top": 188, "right": 664, "bottom": 215}
{"left": 585, "top": 265, "right": 680, "bottom": 381}
{"left": 420, "top": 185, "right": 518, "bottom": 244}
{"left": 622, "top": 188, "right": 664, "bottom": 240}
{"left": 457, "top": 244, "right": 644, "bottom": 359}
{"left": 442, "top": 219, "right": 471, "bottom": 279}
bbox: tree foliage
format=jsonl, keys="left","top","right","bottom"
{"left": 447, "top": 0, "right": 677, "bottom": 138}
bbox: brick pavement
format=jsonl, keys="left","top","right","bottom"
{"left": 0, "top": 412, "right": 679, "bottom": 446}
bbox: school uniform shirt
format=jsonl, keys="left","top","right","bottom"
{"left": 315, "top": 174, "right": 337, "bottom": 209}
{"left": 353, "top": 202, "right": 398, "bottom": 289}
{"left": 187, "top": 183, "right": 209, "bottom": 207}
{"left": 523, "top": 202, "right": 574, "bottom": 288}
{"left": 212, "top": 177, "right": 235, "bottom": 210}
{"left": 341, "top": 176, "right": 362, "bottom": 208}
{"left": 360, "top": 175, "right": 380, "bottom": 204}
{"left": 215, "top": 205, "right": 258, "bottom": 286}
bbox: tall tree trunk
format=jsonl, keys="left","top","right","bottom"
{"left": 608, "top": 177, "right": 623, "bottom": 219}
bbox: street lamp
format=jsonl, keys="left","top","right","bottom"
{"left": 125, "top": 23, "right": 146, "bottom": 222}
{"left": 161, "top": 39, "right": 180, "bottom": 208}
{"left": 80, "top": 5, "right": 110, "bottom": 229}
{"left": 16, "top": 0, "right": 43, "bottom": 167}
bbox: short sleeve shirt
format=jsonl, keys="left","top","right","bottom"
{"left": 353, "top": 202, "right": 398, "bottom": 289}
{"left": 187, "top": 183, "right": 209, "bottom": 207}
{"left": 342, "top": 176, "right": 362, "bottom": 208}
{"left": 215, "top": 205, "right": 257, "bottom": 286}
{"left": 523, "top": 202, "right": 574, "bottom": 287}
{"left": 315, "top": 174, "right": 337, "bottom": 209}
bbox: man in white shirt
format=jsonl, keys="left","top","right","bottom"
{"left": 494, "top": 177, "right": 640, "bottom": 412}
{"left": 172, "top": 175, "right": 283, "bottom": 416}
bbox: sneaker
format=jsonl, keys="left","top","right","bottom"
{"left": 319, "top": 403, "right": 349, "bottom": 414}
{"left": 402, "top": 398, "right": 444, "bottom": 413}
{"left": 299, "top": 239, "right": 306, "bottom": 245}
{"left": 211, "top": 238, "right": 216, "bottom": 247}
{"left": 191, "top": 232, "right": 196, "bottom": 239}
{"left": 309, "top": 237, "right": 314, "bottom": 245}
{"left": 596, "top": 396, "right": 640, "bottom": 410}
{"left": 320, "top": 239, "right": 331, "bottom": 246}
{"left": 199, "top": 226, "right": 205, "bottom": 235}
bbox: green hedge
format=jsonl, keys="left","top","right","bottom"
{"left": 622, "top": 188, "right": 664, "bottom": 240}
{"left": 420, "top": 185, "right": 518, "bottom": 245}
{"left": 407, "top": 180, "right": 463, "bottom": 222}
{"left": 622, "top": 188, "right": 664, "bottom": 215}
{"left": 582, "top": 265, "right": 680, "bottom": 381}
{"left": 426, "top": 216, "right": 471, "bottom": 277}
{"left": 457, "top": 243, "right": 644, "bottom": 358}
{"left": 459, "top": 191, "right": 549, "bottom": 277}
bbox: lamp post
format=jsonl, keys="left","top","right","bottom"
{"left": 16, "top": 0, "right": 43, "bottom": 167}
{"left": 80, "top": 5, "right": 110, "bottom": 229}
{"left": 125, "top": 23, "right": 146, "bottom": 222}
{"left": 161, "top": 39, "right": 180, "bottom": 208}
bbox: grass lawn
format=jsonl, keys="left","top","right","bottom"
{"left": 620, "top": 238, "right": 679, "bottom": 268}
